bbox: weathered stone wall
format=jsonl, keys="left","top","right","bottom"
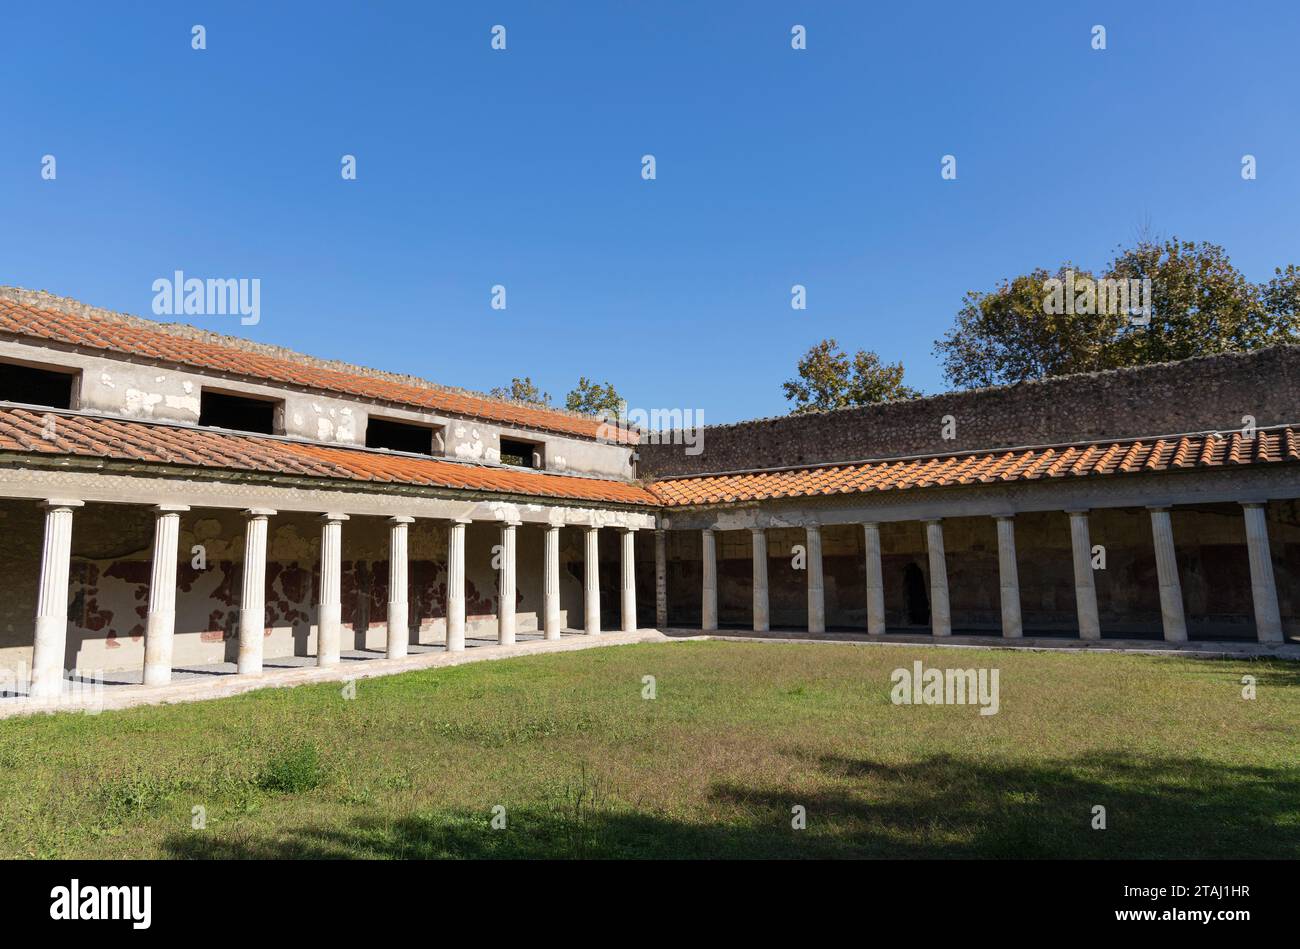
{"left": 662, "top": 502, "right": 1300, "bottom": 639}
{"left": 640, "top": 345, "right": 1300, "bottom": 476}
{"left": 0, "top": 501, "right": 623, "bottom": 678}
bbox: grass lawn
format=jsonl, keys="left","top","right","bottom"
{"left": 0, "top": 640, "right": 1297, "bottom": 859}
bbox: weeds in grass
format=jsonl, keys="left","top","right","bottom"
{"left": 98, "top": 773, "right": 179, "bottom": 821}
{"left": 257, "top": 742, "right": 325, "bottom": 794}
{"left": 558, "top": 764, "right": 614, "bottom": 859}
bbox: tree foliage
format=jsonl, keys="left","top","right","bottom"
{"left": 782, "top": 339, "right": 920, "bottom": 415}
{"left": 934, "top": 238, "right": 1300, "bottom": 389}
{"left": 565, "top": 377, "right": 624, "bottom": 417}
{"left": 489, "top": 377, "right": 552, "bottom": 406}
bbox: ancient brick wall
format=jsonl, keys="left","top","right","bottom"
{"left": 639, "top": 345, "right": 1300, "bottom": 477}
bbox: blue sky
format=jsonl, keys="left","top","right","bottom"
{"left": 3, "top": 1, "right": 1297, "bottom": 424}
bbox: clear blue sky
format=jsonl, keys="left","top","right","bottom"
{"left": 3, "top": 2, "right": 1297, "bottom": 423}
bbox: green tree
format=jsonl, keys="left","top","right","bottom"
{"left": 934, "top": 266, "right": 1117, "bottom": 390}
{"left": 1105, "top": 239, "right": 1274, "bottom": 366}
{"left": 565, "top": 377, "right": 623, "bottom": 417}
{"left": 934, "top": 238, "right": 1300, "bottom": 389}
{"left": 782, "top": 339, "right": 920, "bottom": 415}
{"left": 489, "top": 377, "right": 551, "bottom": 406}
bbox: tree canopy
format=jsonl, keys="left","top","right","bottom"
{"left": 782, "top": 339, "right": 920, "bottom": 414}
{"left": 934, "top": 238, "right": 1300, "bottom": 390}
{"left": 488, "top": 376, "right": 552, "bottom": 406}
{"left": 564, "top": 377, "right": 624, "bottom": 417}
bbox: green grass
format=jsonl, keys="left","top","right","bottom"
{"left": 0, "top": 640, "right": 1297, "bottom": 859}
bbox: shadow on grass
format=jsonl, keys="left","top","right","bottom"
{"left": 162, "top": 750, "right": 1300, "bottom": 859}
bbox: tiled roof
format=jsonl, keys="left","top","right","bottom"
{"left": 0, "top": 409, "right": 656, "bottom": 506}
{"left": 2, "top": 408, "right": 1294, "bottom": 512}
{"left": 648, "top": 428, "right": 1300, "bottom": 507}
{"left": 0, "top": 298, "right": 633, "bottom": 444}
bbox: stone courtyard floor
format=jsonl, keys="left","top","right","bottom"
{"left": 0, "top": 628, "right": 667, "bottom": 718}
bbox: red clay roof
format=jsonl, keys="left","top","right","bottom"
{"left": 0, "top": 408, "right": 656, "bottom": 506}
{"left": 0, "top": 298, "right": 634, "bottom": 444}
{"left": 1, "top": 408, "right": 1293, "bottom": 511}
{"left": 648, "top": 428, "right": 1300, "bottom": 507}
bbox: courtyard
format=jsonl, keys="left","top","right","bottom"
{"left": 2, "top": 639, "right": 1295, "bottom": 860}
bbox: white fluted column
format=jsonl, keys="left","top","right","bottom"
{"left": 1067, "top": 510, "right": 1101, "bottom": 640}
{"left": 386, "top": 516, "right": 413, "bottom": 659}
{"left": 584, "top": 526, "right": 601, "bottom": 635}
{"left": 701, "top": 528, "right": 718, "bottom": 631}
{"left": 1148, "top": 507, "right": 1187, "bottom": 643}
{"left": 143, "top": 504, "right": 189, "bottom": 686}
{"left": 994, "top": 515, "right": 1023, "bottom": 638}
{"left": 751, "top": 528, "right": 769, "bottom": 632}
{"left": 237, "top": 508, "right": 275, "bottom": 675}
{"left": 498, "top": 521, "right": 519, "bottom": 645}
{"left": 924, "top": 519, "right": 951, "bottom": 636}
{"left": 1241, "top": 502, "right": 1283, "bottom": 643}
{"left": 654, "top": 528, "right": 668, "bottom": 629}
{"left": 446, "top": 519, "right": 468, "bottom": 652}
{"left": 620, "top": 528, "right": 637, "bottom": 633}
{"left": 30, "top": 499, "right": 83, "bottom": 699}
{"left": 316, "top": 513, "right": 348, "bottom": 666}
{"left": 863, "top": 522, "right": 885, "bottom": 636}
{"left": 543, "top": 525, "right": 562, "bottom": 640}
{"left": 806, "top": 525, "right": 825, "bottom": 634}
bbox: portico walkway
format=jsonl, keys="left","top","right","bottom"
{"left": 0, "top": 628, "right": 667, "bottom": 719}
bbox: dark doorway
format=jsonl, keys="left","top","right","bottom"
{"left": 903, "top": 562, "right": 930, "bottom": 626}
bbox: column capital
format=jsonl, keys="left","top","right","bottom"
{"left": 585, "top": 524, "right": 600, "bottom": 533}
{"left": 861, "top": 521, "right": 880, "bottom": 529}
{"left": 750, "top": 526, "right": 766, "bottom": 535}
{"left": 153, "top": 503, "right": 190, "bottom": 514}
{"left": 502, "top": 520, "right": 522, "bottom": 528}
{"left": 1064, "top": 508, "right": 1090, "bottom": 517}
{"left": 1239, "top": 500, "right": 1269, "bottom": 509}
{"left": 388, "top": 515, "right": 415, "bottom": 524}
{"left": 41, "top": 498, "right": 84, "bottom": 510}
{"left": 619, "top": 525, "right": 639, "bottom": 533}
{"left": 321, "top": 512, "right": 350, "bottom": 523}
{"left": 922, "top": 518, "right": 942, "bottom": 526}
{"left": 1145, "top": 505, "right": 1172, "bottom": 513}
{"left": 992, "top": 513, "right": 1016, "bottom": 522}
{"left": 451, "top": 517, "right": 473, "bottom": 525}
{"left": 242, "top": 507, "right": 276, "bottom": 518}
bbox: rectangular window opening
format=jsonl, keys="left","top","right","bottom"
{"left": 0, "top": 361, "right": 76, "bottom": 410}
{"left": 198, "top": 390, "right": 279, "bottom": 435}
{"left": 365, "top": 416, "right": 437, "bottom": 455}
{"left": 500, "top": 437, "right": 542, "bottom": 469}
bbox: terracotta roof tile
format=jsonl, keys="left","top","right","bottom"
{"left": 0, "top": 409, "right": 655, "bottom": 506}
{"left": 649, "top": 427, "right": 1300, "bottom": 507}
{"left": 0, "top": 299, "right": 634, "bottom": 444}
